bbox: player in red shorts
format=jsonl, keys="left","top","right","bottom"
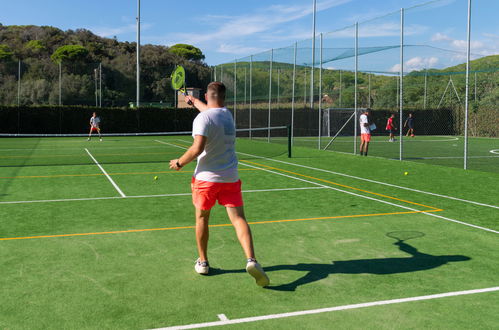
{"left": 169, "top": 82, "right": 269, "bottom": 287}
{"left": 88, "top": 112, "right": 102, "bottom": 141}
{"left": 386, "top": 113, "right": 397, "bottom": 142}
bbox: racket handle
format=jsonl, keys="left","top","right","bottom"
{"left": 183, "top": 92, "right": 193, "bottom": 106}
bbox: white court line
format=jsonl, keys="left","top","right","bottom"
{"left": 236, "top": 151, "right": 499, "bottom": 210}
{"left": 217, "top": 314, "right": 229, "bottom": 322}
{"left": 490, "top": 149, "right": 499, "bottom": 155}
{"left": 0, "top": 187, "right": 324, "bottom": 205}
{"left": 155, "top": 140, "right": 499, "bottom": 234}
{"left": 152, "top": 286, "right": 499, "bottom": 329}
{"left": 85, "top": 148, "right": 126, "bottom": 197}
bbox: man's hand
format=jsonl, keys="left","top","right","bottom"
{"left": 169, "top": 159, "right": 182, "bottom": 171}
{"left": 185, "top": 95, "right": 196, "bottom": 106}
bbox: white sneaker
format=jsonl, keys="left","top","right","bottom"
{"left": 194, "top": 258, "right": 209, "bottom": 275}
{"left": 246, "top": 258, "right": 269, "bottom": 287}
{"left": 99, "top": 138, "right": 102, "bottom": 142}
{"left": 87, "top": 138, "right": 90, "bottom": 141}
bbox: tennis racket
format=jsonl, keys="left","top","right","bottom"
{"left": 386, "top": 231, "right": 424, "bottom": 242}
{"left": 171, "top": 65, "right": 193, "bottom": 105}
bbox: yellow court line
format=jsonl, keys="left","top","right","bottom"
{"left": 241, "top": 160, "right": 441, "bottom": 211}
{"left": 0, "top": 209, "right": 442, "bottom": 241}
{"left": 0, "top": 168, "right": 260, "bottom": 179}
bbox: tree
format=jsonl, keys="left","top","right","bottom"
{"left": 50, "top": 44, "right": 89, "bottom": 63}
{"left": 0, "top": 44, "right": 14, "bottom": 61}
{"left": 169, "top": 44, "right": 205, "bottom": 61}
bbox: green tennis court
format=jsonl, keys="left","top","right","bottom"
{"left": 0, "top": 136, "right": 498, "bottom": 329}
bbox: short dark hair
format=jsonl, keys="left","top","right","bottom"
{"left": 207, "top": 81, "right": 226, "bottom": 101}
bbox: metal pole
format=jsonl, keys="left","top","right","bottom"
{"left": 464, "top": 0, "right": 472, "bottom": 170}
{"left": 474, "top": 71, "right": 477, "bottom": 103}
{"left": 304, "top": 70, "right": 307, "bottom": 104}
{"left": 368, "top": 73, "right": 371, "bottom": 108}
{"left": 136, "top": 0, "right": 140, "bottom": 108}
{"left": 277, "top": 69, "right": 280, "bottom": 105}
{"left": 339, "top": 70, "right": 342, "bottom": 107}
{"left": 291, "top": 42, "right": 297, "bottom": 146}
{"left": 310, "top": 0, "right": 316, "bottom": 109}
{"left": 244, "top": 67, "right": 247, "bottom": 105}
{"left": 17, "top": 59, "right": 21, "bottom": 106}
{"left": 268, "top": 49, "right": 273, "bottom": 142}
{"left": 234, "top": 59, "right": 237, "bottom": 128}
{"left": 99, "top": 62, "right": 102, "bottom": 107}
{"left": 318, "top": 33, "right": 323, "bottom": 149}
{"left": 214, "top": 66, "right": 217, "bottom": 81}
{"left": 424, "top": 70, "right": 428, "bottom": 109}
{"left": 399, "top": 8, "right": 404, "bottom": 161}
{"left": 221, "top": 66, "right": 223, "bottom": 83}
{"left": 354, "top": 22, "right": 358, "bottom": 155}
{"left": 59, "top": 61, "right": 62, "bottom": 105}
{"left": 94, "top": 68, "right": 98, "bottom": 106}
{"left": 249, "top": 55, "right": 253, "bottom": 138}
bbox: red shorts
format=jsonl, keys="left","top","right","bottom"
{"left": 191, "top": 177, "right": 244, "bottom": 211}
{"left": 361, "top": 133, "right": 371, "bottom": 142}
{"left": 91, "top": 126, "right": 99, "bottom": 132}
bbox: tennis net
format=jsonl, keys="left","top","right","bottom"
{"left": 0, "top": 126, "right": 291, "bottom": 167}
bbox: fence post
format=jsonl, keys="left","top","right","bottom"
{"left": 291, "top": 42, "right": 297, "bottom": 147}
{"left": 399, "top": 8, "right": 405, "bottom": 161}
{"left": 354, "top": 22, "right": 358, "bottom": 155}
{"left": 268, "top": 49, "right": 273, "bottom": 142}
{"left": 249, "top": 55, "right": 253, "bottom": 139}
{"left": 234, "top": 59, "right": 237, "bottom": 128}
{"left": 464, "top": 0, "right": 472, "bottom": 170}
{"left": 318, "top": 33, "right": 323, "bottom": 149}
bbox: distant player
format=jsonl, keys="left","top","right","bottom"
{"left": 170, "top": 82, "right": 269, "bottom": 287}
{"left": 386, "top": 113, "right": 397, "bottom": 142}
{"left": 404, "top": 113, "right": 415, "bottom": 137}
{"left": 359, "top": 109, "right": 371, "bottom": 156}
{"left": 88, "top": 112, "right": 102, "bottom": 141}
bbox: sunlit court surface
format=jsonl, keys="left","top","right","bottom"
{"left": 1, "top": 0, "right": 499, "bottom": 328}
{"left": 0, "top": 135, "right": 498, "bottom": 329}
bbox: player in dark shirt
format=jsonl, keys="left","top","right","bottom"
{"left": 404, "top": 113, "right": 415, "bottom": 137}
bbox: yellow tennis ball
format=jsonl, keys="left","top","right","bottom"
{"left": 404, "top": 172, "right": 409, "bottom": 176}
{"left": 154, "top": 176, "right": 158, "bottom": 180}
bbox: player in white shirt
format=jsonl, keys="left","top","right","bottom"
{"left": 359, "top": 109, "right": 371, "bottom": 156}
{"left": 88, "top": 112, "right": 102, "bottom": 141}
{"left": 169, "top": 82, "right": 269, "bottom": 287}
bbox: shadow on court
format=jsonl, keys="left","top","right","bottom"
{"left": 207, "top": 238, "right": 470, "bottom": 291}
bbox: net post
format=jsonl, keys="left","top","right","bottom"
{"left": 249, "top": 55, "right": 253, "bottom": 139}
{"left": 234, "top": 59, "right": 237, "bottom": 128}
{"left": 287, "top": 125, "right": 292, "bottom": 158}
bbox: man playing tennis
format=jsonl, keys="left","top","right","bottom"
{"left": 359, "top": 109, "right": 371, "bottom": 156}
{"left": 169, "top": 82, "right": 269, "bottom": 287}
{"left": 88, "top": 112, "right": 102, "bottom": 141}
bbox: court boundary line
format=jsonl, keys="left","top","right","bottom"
{"left": 236, "top": 151, "right": 499, "bottom": 210}
{"left": 240, "top": 160, "right": 499, "bottom": 235}
{"left": 0, "top": 210, "right": 431, "bottom": 241}
{"left": 152, "top": 286, "right": 499, "bottom": 329}
{"left": 85, "top": 148, "right": 126, "bottom": 197}
{"left": 0, "top": 187, "right": 324, "bottom": 205}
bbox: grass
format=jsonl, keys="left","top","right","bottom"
{"left": 0, "top": 136, "right": 498, "bottom": 329}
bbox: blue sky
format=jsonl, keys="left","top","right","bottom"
{"left": 1, "top": 0, "right": 498, "bottom": 67}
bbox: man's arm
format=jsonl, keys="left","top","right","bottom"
{"left": 185, "top": 95, "right": 209, "bottom": 112}
{"left": 169, "top": 135, "right": 207, "bottom": 170}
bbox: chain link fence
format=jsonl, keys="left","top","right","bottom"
{"left": 215, "top": 0, "right": 498, "bottom": 173}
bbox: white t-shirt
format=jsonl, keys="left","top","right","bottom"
{"left": 359, "top": 114, "right": 370, "bottom": 134}
{"left": 90, "top": 116, "right": 100, "bottom": 127}
{"left": 192, "top": 107, "right": 238, "bottom": 183}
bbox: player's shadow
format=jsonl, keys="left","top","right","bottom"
{"left": 263, "top": 240, "right": 470, "bottom": 291}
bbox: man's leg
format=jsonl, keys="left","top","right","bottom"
{"left": 195, "top": 208, "right": 211, "bottom": 262}
{"left": 88, "top": 128, "right": 92, "bottom": 140}
{"left": 226, "top": 206, "right": 269, "bottom": 287}
{"left": 359, "top": 140, "right": 365, "bottom": 155}
{"left": 226, "top": 206, "right": 255, "bottom": 259}
{"left": 97, "top": 128, "right": 102, "bottom": 140}
{"left": 364, "top": 141, "right": 369, "bottom": 156}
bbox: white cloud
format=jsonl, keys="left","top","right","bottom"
{"left": 389, "top": 56, "right": 439, "bottom": 72}
{"left": 430, "top": 32, "right": 499, "bottom": 57}
{"left": 431, "top": 32, "right": 452, "bottom": 42}
{"left": 92, "top": 23, "right": 152, "bottom": 38}
{"left": 217, "top": 44, "right": 266, "bottom": 55}
{"left": 163, "top": 0, "right": 353, "bottom": 52}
